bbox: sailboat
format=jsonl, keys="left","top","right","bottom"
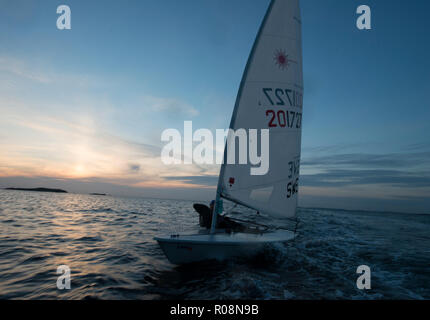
{"left": 155, "top": 0, "right": 303, "bottom": 265}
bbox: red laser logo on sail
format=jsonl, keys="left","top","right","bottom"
{"left": 274, "top": 49, "right": 296, "bottom": 70}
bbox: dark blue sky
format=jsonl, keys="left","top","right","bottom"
{"left": 0, "top": 0, "right": 429, "bottom": 213}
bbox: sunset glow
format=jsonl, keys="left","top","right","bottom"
{"left": 1, "top": 0, "right": 429, "bottom": 212}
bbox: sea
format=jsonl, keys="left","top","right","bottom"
{"left": 0, "top": 189, "right": 428, "bottom": 300}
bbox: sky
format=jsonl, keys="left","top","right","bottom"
{"left": 0, "top": 0, "right": 429, "bottom": 213}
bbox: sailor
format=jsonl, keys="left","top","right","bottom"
{"left": 194, "top": 201, "right": 246, "bottom": 232}
{"left": 209, "top": 200, "right": 216, "bottom": 214}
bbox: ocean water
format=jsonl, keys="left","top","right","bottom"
{"left": 0, "top": 189, "right": 428, "bottom": 300}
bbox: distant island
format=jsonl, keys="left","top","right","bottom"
{"left": 89, "top": 193, "right": 107, "bottom": 196}
{"left": 5, "top": 187, "right": 68, "bottom": 193}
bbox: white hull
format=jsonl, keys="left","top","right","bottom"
{"left": 154, "top": 230, "right": 295, "bottom": 265}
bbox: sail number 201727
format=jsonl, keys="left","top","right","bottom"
{"left": 262, "top": 88, "right": 303, "bottom": 129}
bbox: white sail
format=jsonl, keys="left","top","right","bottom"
{"left": 218, "top": 0, "right": 303, "bottom": 218}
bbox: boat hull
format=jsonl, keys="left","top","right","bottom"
{"left": 154, "top": 230, "right": 295, "bottom": 264}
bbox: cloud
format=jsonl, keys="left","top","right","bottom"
{"left": 403, "top": 143, "right": 430, "bottom": 152}
{"left": 0, "top": 99, "right": 214, "bottom": 190}
{"left": 142, "top": 95, "right": 199, "bottom": 117}
{"left": 128, "top": 163, "right": 141, "bottom": 173}
{"left": 302, "top": 143, "right": 367, "bottom": 154}
{"left": 0, "top": 56, "right": 106, "bottom": 88}
{"left": 0, "top": 54, "right": 211, "bottom": 190}
{"left": 301, "top": 169, "right": 430, "bottom": 188}
{"left": 300, "top": 145, "right": 430, "bottom": 190}
{"left": 298, "top": 146, "right": 430, "bottom": 213}
{"left": 0, "top": 101, "right": 166, "bottom": 182}
{"left": 0, "top": 57, "right": 50, "bottom": 83}
{"left": 298, "top": 192, "right": 430, "bottom": 214}
{"left": 163, "top": 175, "right": 218, "bottom": 187}
{"left": 301, "top": 151, "right": 430, "bottom": 169}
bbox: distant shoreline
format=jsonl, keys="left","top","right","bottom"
{"left": 4, "top": 187, "right": 68, "bottom": 193}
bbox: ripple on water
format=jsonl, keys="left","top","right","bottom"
{"left": 0, "top": 190, "right": 429, "bottom": 299}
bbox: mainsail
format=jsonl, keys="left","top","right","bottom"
{"left": 217, "top": 0, "right": 303, "bottom": 219}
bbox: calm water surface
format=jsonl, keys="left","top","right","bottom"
{"left": 0, "top": 190, "right": 429, "bottom": 299}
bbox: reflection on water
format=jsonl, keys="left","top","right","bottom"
{"left": 0, "top": 190, "right": 429, "bottom": 299}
